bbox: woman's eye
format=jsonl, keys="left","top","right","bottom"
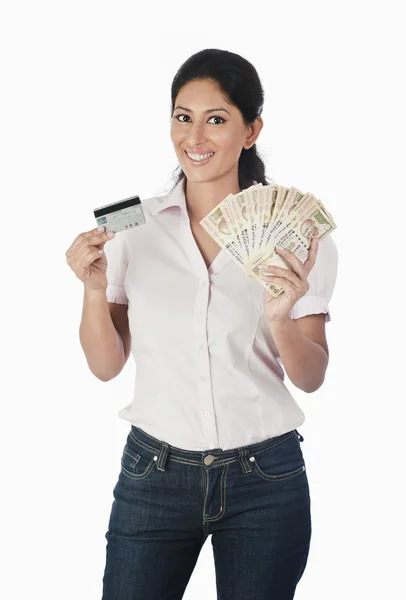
{"left": 174, "top": 114, "right": 225, "bottom": 124}
{"left": 208, "top": 116, "right": 225, "bottom": 124}
{"left": 176, "top": 114, "right": 190, "bottom": 123}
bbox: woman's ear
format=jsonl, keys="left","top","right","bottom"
{"left": 244, "top": 116, "right": 264, "bottom": 150}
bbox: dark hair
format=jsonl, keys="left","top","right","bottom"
{"left": 168, "top": 48, "right": 273, "bottom": 193}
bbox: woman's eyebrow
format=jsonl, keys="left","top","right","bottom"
{"left": 174, "top": 105, "right": 231, "bottom": 115}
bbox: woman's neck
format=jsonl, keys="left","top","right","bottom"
{"left": 185, "top": 175, "right": 241, "bottom": 223}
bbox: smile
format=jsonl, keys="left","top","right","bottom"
{"left": 184, "top": 150, "right": 215, "bottom": 165}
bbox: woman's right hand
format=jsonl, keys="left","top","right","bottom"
{"left": 65, "top": 226, "right": 115, "bottom": 291}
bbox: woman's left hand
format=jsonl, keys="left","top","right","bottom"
{"left": 261, "top": 230, "right": 319, "bottom": 324}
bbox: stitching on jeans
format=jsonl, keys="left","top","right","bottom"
{"left": 129, "top": 430, "right": 157, "bottom": 453}
{"left": 121, "top": 461, "right": 155, "bottom": 480}
{"left": 201, "top": 466, "right": 206, "bottom": 500}
{"left": 122, "top": 448, "right": 141, "bottom": 467}
{"left": 128, "top": 429, "right": 296, "bottom": 467}
{"left": 205, "top": 464, "right": 228, "bottom": 521}
{"left": 253, "top": 463, "right": 306, "bottom": 482}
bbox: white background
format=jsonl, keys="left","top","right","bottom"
{"left": 1, "top": 1, "right": 405, "bottom": 598}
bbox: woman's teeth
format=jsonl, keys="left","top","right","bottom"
{"left": 186, "top": 151, "right": 215, "bottom": 161}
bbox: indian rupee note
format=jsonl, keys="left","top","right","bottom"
{"left": 229, "top": 189, "right": 253, "bottom": 263}
{"left": 199, "top": 202, "right": 245, "bottom": 268}
{"left": 219, "top": 194, "right": 246, "bottom": 257}
{"left": 258, "top": 185, "right": 277, "bottom": 251}
{"left": 247, "top": 197, "right": 336, "bottom": 279}
{"left": 244, "top": 183, "right": 263, "bottom": 254}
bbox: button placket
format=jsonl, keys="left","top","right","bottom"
{"left": 185, "top": 251, "right": 218, "bottom": 453}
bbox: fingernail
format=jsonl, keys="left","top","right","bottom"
{"left": 97, "top": 226, "right": 105, "bottom": 232}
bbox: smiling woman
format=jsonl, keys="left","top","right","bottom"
{"left": 100, "top": 48, "right": 338, "bottom": 600}
{"left": 169, "top": 65, "right": 269, "bottom": 222}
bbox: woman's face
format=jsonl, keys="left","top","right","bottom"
{"left": 170, "top": 78, "right": 262, "bottom": 184}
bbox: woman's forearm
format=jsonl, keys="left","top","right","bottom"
{"left": 79, "top": 286, "right": 125, "bottom": 381}
{"left": 267, "top": 317, "right": 328, "bottom": 393}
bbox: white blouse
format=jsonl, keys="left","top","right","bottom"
{"left": 105, "top": 178, "right": 339, "bottom": 451}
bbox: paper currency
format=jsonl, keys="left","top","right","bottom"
{"left": 200, "top": 183, "right": 337, "bottom": 298}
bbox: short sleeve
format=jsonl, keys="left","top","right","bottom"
{"left": 289, "top": 235, "right": 338, "bottom": 323}
{"left": 104, "top": 233, "right": 129, "bottom": 305}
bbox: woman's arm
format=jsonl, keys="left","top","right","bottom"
{"left": 79, "top": 287, "right": 127, "bottom": 381}
{"left": 267, "top": 313, "right": 329, "bottom": 393}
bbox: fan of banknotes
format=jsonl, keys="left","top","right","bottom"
{"left": 199, "top": 183, "right": 337, "bottom": 298}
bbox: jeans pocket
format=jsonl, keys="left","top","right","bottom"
{"left": 120, "top": 433, "right": 157, "bottom": 481}
{"left": 251, "top": 432, "right": 306, "bottom": 482}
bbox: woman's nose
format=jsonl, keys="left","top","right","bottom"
{"left": 186, "top": 122, "right": 208, "bottom": 146}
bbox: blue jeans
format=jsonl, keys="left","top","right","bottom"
{"left": 102, "top": 424, "right": 311, "bottom": 599}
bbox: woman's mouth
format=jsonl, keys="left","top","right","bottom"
{"left": 184, "top": 150, "right": 215, "bottom": 166}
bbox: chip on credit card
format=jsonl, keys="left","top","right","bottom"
{"left": 93, "top": 194, "right": 146, "bottom": 233}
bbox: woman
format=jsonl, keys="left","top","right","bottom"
{"left": 67, "top": 48, "right": 338, "bottom": 599}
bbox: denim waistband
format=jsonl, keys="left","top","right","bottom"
{"left": 130, "top": 424, "right": 303, "bottom": 469}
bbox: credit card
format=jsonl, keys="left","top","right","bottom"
{"left": 93, "top": 194, "right": 146, "bottom": 233}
